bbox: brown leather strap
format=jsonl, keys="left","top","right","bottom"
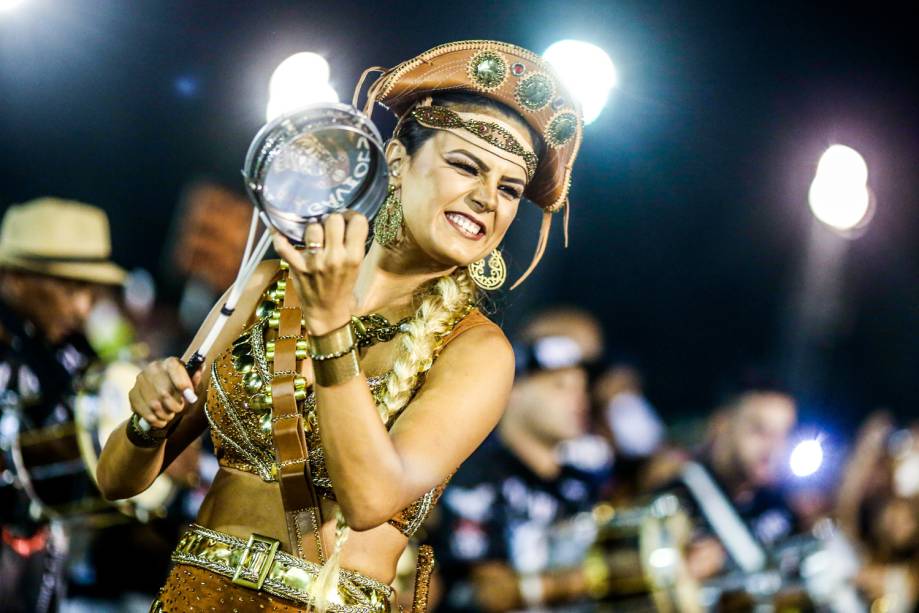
{"left": 270, "top": 268, "right": 324, "bottom": 559}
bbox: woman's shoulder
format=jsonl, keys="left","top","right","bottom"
{"left": 438, "top": 308, "right": 511, "bottom": 360}
{"left": 224, "top": 259, "right": 285, "bottom": 327}
{"left": 248, "top": 258, "right": 285, "bottom": 289}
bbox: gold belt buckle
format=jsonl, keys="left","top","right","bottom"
{"left": 232, "top": 533, "right": 280, "bottom": 590}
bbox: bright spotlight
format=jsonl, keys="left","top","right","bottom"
{"left": 808, "top": 145, "right": 871, "bottom": 232}
{"left": 543, "top": 40, "right": 617, "bottom": 125}
{"left": 266, "top": 52, "right": 339, "bottom": 121}
{"left": 790, "top": 439, "right": 824, "bottom": 478}
{"left": 0, "top": 0, "right": 26, "bottom": 12}
{"left": 816, "top": 145, "right": 868, "bottom": 187}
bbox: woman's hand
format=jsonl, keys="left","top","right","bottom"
{"left": 129, "top": 358, "right": 202, "bottom": 429}
{"left": 271, "top": 213, "right": 369, "bottom": 335}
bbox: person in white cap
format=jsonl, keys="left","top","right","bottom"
{"left": 0, "top": 197, "right": 125, "bottom": 613}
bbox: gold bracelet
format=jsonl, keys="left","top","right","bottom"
{"left": 312, "top": 349, "right": 360, "bottom": 387}
{"left": 308, "top": 320, "right": 356, "bottom": 360}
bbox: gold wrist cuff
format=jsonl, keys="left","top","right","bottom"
{"left": 308, "top": 320, "right": 356, "bottom": 360}
{"left": 312, "top": 349, "right": 360, "bottom": 387}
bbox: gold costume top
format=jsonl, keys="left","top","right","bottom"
{"left": 204, "top": 266, "right": 493, "bottom": 538}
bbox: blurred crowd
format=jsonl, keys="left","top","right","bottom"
{"left": 2, "top": 197, "right": 918, "bottom": 612}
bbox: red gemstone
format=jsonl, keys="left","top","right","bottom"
{"left": 511, "top": 63, "right": 526, "bottom": 77}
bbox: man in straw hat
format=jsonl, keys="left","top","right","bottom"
{"left": 0, "top": 197, "right": 125, "bottom": 612}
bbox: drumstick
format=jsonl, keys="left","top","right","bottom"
{"left": 137, "top": 210, "right": 271, "bottom": 432}
{"left": 680, "top": 462, "right": 767, "bottom": 573}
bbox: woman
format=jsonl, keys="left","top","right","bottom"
{"left": 97, "top": 40, "right": 583, "bottom": 612}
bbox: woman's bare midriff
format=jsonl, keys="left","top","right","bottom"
{"left": 196, "top": 466, "right": 409, "bottom": 584}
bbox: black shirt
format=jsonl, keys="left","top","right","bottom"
{"left": 0, "top": 298, "right": 94, "bottom": 532}
{"left": 663, "top": 458, "right": 799, "bottom": 560}
{"left": 432, "top": 436, "right": 604, "bottom": 612}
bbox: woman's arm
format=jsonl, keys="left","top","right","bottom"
{"left": 272, "top": 214, "right": 514, "bottom": 530}
{"left": 836, "top": 412, "right": 893, "bottom": 541}
{"left": 96, "top": 260, "right": 281, "bottom": 500}
{"left": 317, "top": 324, "right": 514, "bottom": 530}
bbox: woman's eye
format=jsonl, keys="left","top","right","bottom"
{"left": 499, "top": 185, "right": 522, "bottom": 199}
{"left": 448, "top": 160, "right": 479, "bottom": 176}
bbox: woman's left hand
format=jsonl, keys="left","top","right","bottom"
{"left": 271, "top": 212, "right": 369, "bottom": 335}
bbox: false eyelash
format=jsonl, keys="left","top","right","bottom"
{"left": 448, "top": 160, "right": 480, "bottom": 175}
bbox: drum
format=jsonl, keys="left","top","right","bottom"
{"left": 584, "top": 494, "right": 701, "bottom": 613}
{"left": 7, "top": 361, "right": 176, "bottom": 523}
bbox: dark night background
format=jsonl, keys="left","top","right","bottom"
{"left": 2, "top": 1, "right": 917, "bottom": 430}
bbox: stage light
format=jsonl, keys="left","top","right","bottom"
{"left": 808, "top": 145, "right": 871, "bottom": 232}
{"left": 816, "top": 144, "right": 868, "bottom": 187}
{"left": 790, "top": 439, "right": 824, "bottom": 478}
{"left": 543, "top": 40, "right": 617, "bottom": 125}
{"left": 0, "top": 0, "right": 26, "bottom": 12}
{"left": 266, "top": 52, "right": 339, "bottom": 121}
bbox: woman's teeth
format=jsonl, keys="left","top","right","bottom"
{"left": 446, "top": 212, "right": 484, "bottom": 238}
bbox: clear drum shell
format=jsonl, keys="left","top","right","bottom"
{"left": 242, "top": 103, "right": 389, "bottom": 244}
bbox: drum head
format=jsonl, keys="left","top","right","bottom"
{"left": 243, "top": 103, "right": 389, "bottom": 244}
{"left": 75, "top": 361, "right": 176, "bottom": 519}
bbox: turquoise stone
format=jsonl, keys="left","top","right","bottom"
{"left": 517, "top": 74, "right": 553, "bottom": 110}
{"left": 547, "top": 112, "right": 578, "bottom": 147}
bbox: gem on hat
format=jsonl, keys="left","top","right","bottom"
{"left": 545, "top": 111, "right": 579, "bottom": 148}
{"left": 511, "top": 62, "right": 526, "bottom": 77}
{"left": 468, "top": 51, "right": 508, "bottom": 91}
{"left": 515, "top": 72, "right": 555, "bottom": 111}
{"left": 551, "top": 96, "right": 566, "bottom": 111}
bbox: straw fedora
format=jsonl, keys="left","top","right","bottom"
{"left": 0, "top": 197, "right": 126, "bottom": 285}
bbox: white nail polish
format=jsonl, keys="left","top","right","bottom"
{"left": 183, "top": 389, "right": 198, "bottom": 404}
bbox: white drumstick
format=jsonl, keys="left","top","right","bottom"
{"left": 137, "top": 210, "right": 271, "bottom": 432}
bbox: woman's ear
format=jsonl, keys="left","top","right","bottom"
{"left": 385, "top": 139, "right": 407, "bottom": 182}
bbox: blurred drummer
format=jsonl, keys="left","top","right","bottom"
{"left": 673, "top": 385, "right": 799, "bottom": 581}
{"left": 432, "top": 309, "right": 607, "bottom": 612}
{"left": 0, "top": 198, "right": 125, "bottom": 612}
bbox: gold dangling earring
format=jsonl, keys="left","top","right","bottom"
{"left": 469, "top": 249, "right": 507, "bottom": 290}
{"left": 374, "top": 184, "right": 403, "bottom": 247}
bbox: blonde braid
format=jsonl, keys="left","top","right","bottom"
{"left": 308, "top": 269, "right": 477, "bottom": 611}
{"left": 378, "top": 268, "right": 478, "bottom": 424}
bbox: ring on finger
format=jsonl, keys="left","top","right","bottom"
{"left": 305, "top": 241, "right": 323, "bottom": 254}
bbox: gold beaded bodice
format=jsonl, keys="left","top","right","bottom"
{"left": 204, "top": 268, "right": 454, "bottom": 538}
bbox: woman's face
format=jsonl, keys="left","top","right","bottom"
{"left": 391, "top": 117, "right": 532, "bottom": 267}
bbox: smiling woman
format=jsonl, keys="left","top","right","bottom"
{"left": 95, "top": 40, "right": 584, "bottom": 613}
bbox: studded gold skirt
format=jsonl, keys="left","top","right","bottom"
{"left": 150, "top": 524, "right": 393, "bottom": 613}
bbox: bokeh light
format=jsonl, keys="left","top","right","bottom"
{"left": 266, "top": 52, "right": 339, "bottom": 121}
{"left": 0, "top": 0, "right": 26, "bottom": 12}
{"left": 808, "top": 145, "right": 871, "bottom": 232}
{"left": 543, "top": 40, "right": 617, "bottom": 125}
{"left": 790, "top": 439, "right": 824, "bottom": 477}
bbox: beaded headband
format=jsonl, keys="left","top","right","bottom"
{"left": 409, "top": 106, "right": 538, "bottom": 181}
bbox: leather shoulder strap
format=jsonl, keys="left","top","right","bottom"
{"left": 269, "top": 267, "right": 324, "bottom": 559}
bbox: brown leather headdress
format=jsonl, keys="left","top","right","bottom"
{"left": 354, "top": 40, "right": 584, "bottom": 288}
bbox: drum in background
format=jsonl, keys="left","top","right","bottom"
{"left": 7, "top": 361, "right": 176, "bottom": 524}
{"left": 583, "top": 494, "right": 701, "bottom": 613}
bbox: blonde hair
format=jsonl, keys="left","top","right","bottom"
{"left": 378, "top": 267, "right": 478, "bottom": 423}
{"left": 309, "top": 267, "right": 478, "bottom": 611}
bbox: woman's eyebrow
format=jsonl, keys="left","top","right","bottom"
{"left": 448, "top": 148, "right": 489, "bottom": 172}
{"left": 449, "top": 148, "right": 526, "bottom": 186}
